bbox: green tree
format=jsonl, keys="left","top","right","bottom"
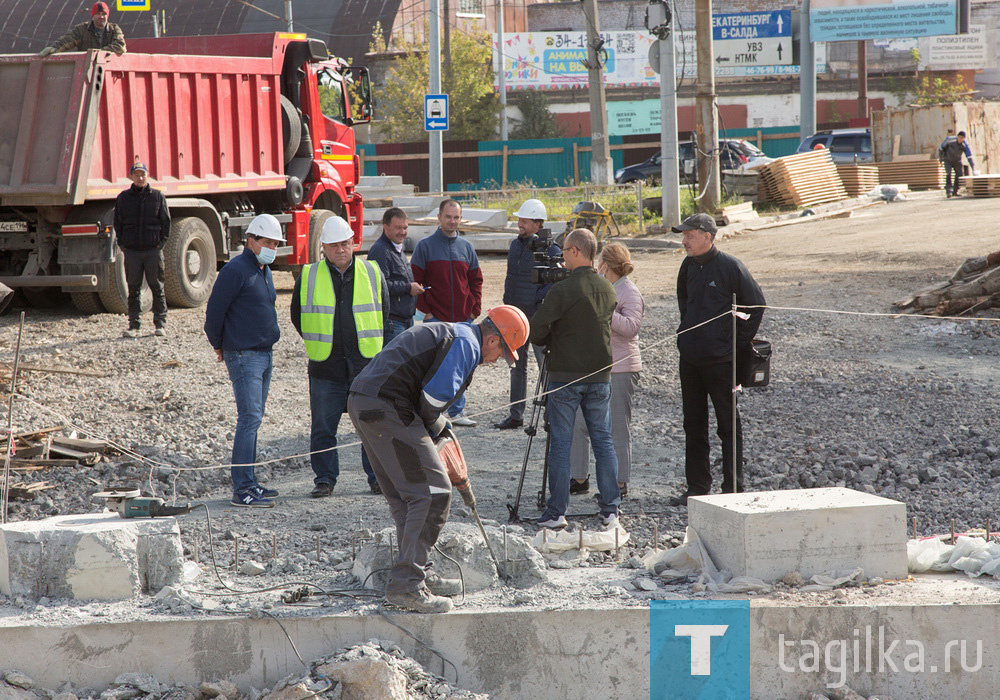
{"left": 510, "top": 91, "right": 562, "bottom": 140}
{"left": 376, "top": 27, "right": 500, "bottom": 142}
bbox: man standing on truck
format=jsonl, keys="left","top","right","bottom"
{"left": 410, "top": 199, "right": 483, "bottom": 427}
{"left": 204, "top": 214, "right": 284, "bottom": 509}
{"left": 290, "top": 215, "right": 389, "bottom": 498}
{"left": 39, "top": 2, "right": 127, "bottom": 57}
{"left": 114, "top": 160, "right": 170, "bottom": 338}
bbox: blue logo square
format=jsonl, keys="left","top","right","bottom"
{"left": 650, "top": 600, "right": 751, "bottom": 699}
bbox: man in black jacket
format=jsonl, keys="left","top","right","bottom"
{"left": 114, "top": 161, "right": 170, "bottom": 338}
{"left": 672, "top": 213, "right": 765, "bottom": 506}
{"left": 366, "top": 208, "right": 424, "bottom": 344}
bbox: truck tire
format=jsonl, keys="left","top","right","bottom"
{"left": 281, "top": 95, "right": 302, "bottom": 165}
{"left": 309, "top": 208, "right": 334, "bottom": 263}
{"left": 99, "top": 249, "right": 152, "bottom": 315}
{"left": 70, "top": 292, "right": 105, "bottom": 314}
{"left": 163, "top": 217, "right": 217, "bottom": 308}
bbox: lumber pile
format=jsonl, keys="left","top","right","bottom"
{"left": 894, "top": 251, "right": 1000, "bottom": 315}
{"left": 873, "top": 159, "right": 945, "bottom": 190}
{"left": 0, "top": 427, "right": 114, "bottom": 498}
{"left": 752, "top": 149, "right": 848, "bottom": 207}
{"left": 836, "top": 164, "right": 880, "bottom": 197}
{"left": 960, "top": 174, "right": 1000, "bottom": 198}
{"left": 714, "top": 201, "right": 758, "bottom": 226}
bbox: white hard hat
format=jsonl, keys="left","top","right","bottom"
{"left": 321, "top": 215, "right": 354, "bottom": 245}
{"left": 246, "top": 213, "right": 285, "bottom": 241}
{"left": 513, "top": 198, "right": 546, "bottom": 221}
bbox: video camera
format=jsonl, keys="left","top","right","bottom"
{"left": 529, "top": 228, "right": 571, "bottom": 285}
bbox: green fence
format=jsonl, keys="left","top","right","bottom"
{"left": 477, "top": 137, "right": 627, "bottom": 189}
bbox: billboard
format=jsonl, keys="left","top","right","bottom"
{"left": 809, "top": 0, "right": 959, "bottom": 42}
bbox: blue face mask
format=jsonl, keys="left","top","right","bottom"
{"left": 255, "top": 245, "right": 276, "bottom": 266}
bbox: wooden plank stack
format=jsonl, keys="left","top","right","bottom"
{"left": 873, "top": 159, "right": 945, "bottom": 190}
{"left": 960, "top": 174, "right": 1000, "bottom": 197}
{"left": 752, "top": 149, "right": 848, "bottom": 207}
{"left": 714, "top": 201, "right": 758, "bottom": 226}
{"left": 836, "top": 164, "right": 880, "bottom": 197}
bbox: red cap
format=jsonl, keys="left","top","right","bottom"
{"left": 92, "top": 2, "right": 110, "bottom": 16}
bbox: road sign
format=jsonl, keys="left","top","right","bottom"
{"left": 117, "top": 0, "right": 151, "bottom": 9}
{"left": 425, "top": 94, "right": 449, "bottom": 132}
{"left": 712, "top": 11, "right": 792, "bottom": 67}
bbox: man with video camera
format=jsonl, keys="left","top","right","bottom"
{"left": 528, "top": 228, "right": 620, "bottom": 529}
{"left": 494, "top": 198, "right": 562, "bottom": 431}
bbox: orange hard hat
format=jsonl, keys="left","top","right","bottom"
{"left": 485, "top": 305, "right": 529, "bottom": 363}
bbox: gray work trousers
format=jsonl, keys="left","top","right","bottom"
{"left": 507, "top": 343, "right": 546, "bottom": 421}
{"left": 570, "top": 371, "right": 640, "bottom": 483}
{"left": 124, "top": 247, "right": 167, "bottom": 328}
{"left": 347, "top": 393, "right": 452, "bottom": 595}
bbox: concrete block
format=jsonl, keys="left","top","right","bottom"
{"left": 391, "top": 195, "right": 446, "bottom": 209}
{"left": 0, "top": 513, "right": 184, "bottom": 600}
{"left": 358, "top": 175, "right": 403, "bottom": 188}
{"left": 458, "top": 208, "right": 509, "bottom": 228}
{"left": 688, "top": 487, "right": 907, "bottom": 582}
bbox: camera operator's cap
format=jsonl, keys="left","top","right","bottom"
{"left": 672, "top": 212, "right": 717, "bottom": 236}
{"left": 246, "top": 213, "right": 285, "bottom": 241}
{"left": 130, "top": 161, "right": 148, "bottom": 174}
{"left": 92, "top": 1, "right": 110, "bottom": 15}
{"left": 514, "top": 198, "right": 547, "bottom": 221}
{"left": 320, "top": 215, "right": 353, "bottom": 245}
{"left": 485, "top": 305, "right": 529, "bottom": 365}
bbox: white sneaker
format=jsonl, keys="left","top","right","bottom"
{"left": 154, "top": 327, "right": 166, "bottom": 337}
{"left": 122, "top": 328, "right": 138, "bottom": 338}
{"left": 450, "top": 413, "right": 477, "bottom": 427}
{"left": 538, "top": 515, "right": 568, "bottom": 529}
{"left": 601, "top": 512, "right": 619, "bottom": 528}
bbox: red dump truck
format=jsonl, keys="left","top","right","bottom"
{"left": 0, "top": 32, "right": 371, "bottom": 313}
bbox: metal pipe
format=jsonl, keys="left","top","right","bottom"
{"left": 0, "top": 275, "right": 97, "bottom": 288}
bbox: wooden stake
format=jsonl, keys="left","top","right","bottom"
{"left": 950, "top": 519, "right": 956, "bottom": 544}
{"left": 912, "top": 517, "right": 917, "bottom": 541}
{"left": 653, "top": 521, "right": 659, "bottom": 550}
{"left": 578, "top": 526, "right": 584, "bottom": 553}
{"left": 272, "top": 533, "right": 277, "bottom": 560}
{"left": 234, "top": 537, "right": 240, "bottom": 571}
{"left": 316, "top": 534, "right": 322, "bottom": 562}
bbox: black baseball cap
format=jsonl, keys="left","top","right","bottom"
{"left": 672, "top": 213, "right": 718, "bottom": 235}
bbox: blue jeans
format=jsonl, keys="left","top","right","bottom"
{"left": 543, "top": 381, "right": 620, "bottom": 520}
{"left": 224, "top": 349, "right": 273, "bottom": 496}
{"left": 309, "top": 375, "right": 376, "bottom": 486}
{"left": 385, "top": 318, "right": 413, "bottom": 345}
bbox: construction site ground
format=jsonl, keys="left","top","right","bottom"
{"left": 3, "top": 190, "right": 1000, "bottom": 696}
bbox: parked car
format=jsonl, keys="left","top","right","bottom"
{"left": 796, "top": 128, "right": 873, "bottom": 164}
{"left": 614, "top": 139, "right": 765, "bottom": 184}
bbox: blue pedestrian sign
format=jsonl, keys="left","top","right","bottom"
{"left": 425, "top": 94, "right": 449, "bottom": 132}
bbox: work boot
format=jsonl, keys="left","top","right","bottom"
{"left": 385, "top": 586, "right": 453, "bottom": 613}
{"left": 310, "top": 482, "right": 334, "bottom": 498}
{"left": 492, "top": 416, "right": 523, "bottom": 430}
{"left": 369, "top": 480, "right": 383, "bottom": 495}
{"left": 122, "top": 326, "right": 139, "bottom": 338}
{"left": 154, "top": 327, "right": 167, "bottom": 338}
{"left": 570, "top": 478, "right": 590, "bottom": 495}
{"left": 425, "top": 571, "right": 463, "bottom": 596}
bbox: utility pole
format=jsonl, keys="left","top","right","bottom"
{"left": 647, "top": 0, "right": 680, "bottom": 226}
{"left": 695, "top": 0, "right": 719, "bottom": 213}
{"left": 497, "top": 0, "right": 509, "bottom": 140}
{"left": 857, "top": 40, "right": 869, "bottom": 121}
{"left": 429, "top": 0, "right": 444, "bottom": 192}
{"left": 285, "top": 0, "right": 293, "bottom": 32}
{"left": 443, "top": 0, "right": 452, "bottom": 85}
{"left": 800, "top": 0, "right": 816, "bottom": 141}
{"left": 583, "top": 0, "right": 612, "bottom": 184}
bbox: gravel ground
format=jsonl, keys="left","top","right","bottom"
{"left": 3, "top": 189, "right": 1000, "bottom": 627}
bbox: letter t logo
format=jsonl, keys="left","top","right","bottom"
{"left": 674, "top": 625, "right": 729, "bottom": 675}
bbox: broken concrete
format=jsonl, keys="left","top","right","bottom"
{"left": 352, "top": 522, "right": 546, "bottom": 593}
{"left": 689, "top": 488, "right": 908, "bottom": 582}
{"left": 0, "top": 513, "right": 183, "bottom": 600}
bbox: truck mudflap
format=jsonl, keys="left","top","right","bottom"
{"left": 58, "top": 223, "right": 115, "bottom": 293}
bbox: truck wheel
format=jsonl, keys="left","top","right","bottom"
{"left": 309, "top": 208, "right": 334, "bottom": 264}
{"left": 281, "top": 95, "right": 302, "bottom": 165}
{"left": 99, "top": 249, "right": 152, "bottom": 315}
{"left": 163, "top": 217, "right": 217, "bottom": 308}
{"left": 70, "top": 292, "right": 105, "bottom": 314}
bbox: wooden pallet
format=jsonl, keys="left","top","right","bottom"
{"left": 873, "top": 161, "right": 945, "bottom": 190}
{"left": 836, "top": 164, "right": 880, "bottom": 198}
{"left": 751, "top": 149, "right": 848, "bottom": 207}
{"left": 960, "top": 174, "right": 1000, "bottom": 197}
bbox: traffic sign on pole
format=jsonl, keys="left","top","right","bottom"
{"left": 425, "top": 94, "right": 449, "bottom": 131}
{"left": 712, "top": 11, "right": 792, "bottom": 67}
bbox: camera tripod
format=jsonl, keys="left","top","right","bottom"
{"left": 507, "top": 355, "right": 551, "bottom": 523}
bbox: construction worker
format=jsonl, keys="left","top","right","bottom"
{"left": 204, "top": 214, "right": 284, "bottom": 508}
{"left": 939, "top": 130, "right": 978, "bottom": 198}
{"left": 39, "top": 2, "right": 127, "bottom": 57}
{"left": 347, "top": 305, "right": 529, "bottom": 613}
{"left": 291, "top": 215, "right": 389, "bottom": 498}
{"left": 367, "top": 207, "right": 424, "bottom": 344}
{"left": 493, "top": 198, "right": 561, "bottom": 431}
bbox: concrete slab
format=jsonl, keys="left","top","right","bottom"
{"left": 689, "top": 487, "right": 908, "bottom": 582}
{"left": 358, "top": 176, "right": 403, "bottom": 188}
{"left": 356, "top": 185, "right": 417, "bottom": 199}
{"left": 0, "top": 513, "right": 184, "bottom": 600}
{"left": 392, "top": 195, "right": 446, "bottom": 209}
{"left": 456, "top": 208, "right": 509, "bottom": 228}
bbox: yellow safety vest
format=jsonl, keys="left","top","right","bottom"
{"left": 299, "top": 258, "right": 384, "bottom": 360}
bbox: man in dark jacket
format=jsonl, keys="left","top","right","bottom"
{"left": 671, "top": 213, "right": 765, "bottom": 506}
{"left": 529, "top": 228, "right": 620, "bottom": 530}
{"left": 367, "top": 208, "right": 424, "bottom": 345}
{"left": 114, "top": 161, "right": 170, "bottom": 337}
{"left": 494, "top": 199, "right": 561, "bottom": 430}
{"left": 40, "top": 2, "right": 127, "bottom": 57}
{"left": 938, "top": 131, "right": 977, "bottom": 198}
{"left": 291, "top": 215, "right": 389, "bottom": 498}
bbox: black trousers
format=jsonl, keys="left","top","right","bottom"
{"left": 124, "top": 247, "right": 167, "bottom": 328}
{"left": 679, "top": 357, "right": 742, "bottom": 495}
{"left": 944, "top": 161, "right": 963, "bottom": 196}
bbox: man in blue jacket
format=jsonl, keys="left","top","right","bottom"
{"left": 367, "top": 208, "right": 424, "bottom": 344}
{"left": 204, "top": 214, "right": 284, "bottom": 508}
{"left": 938, "top": 131, "right": 977, "bottom": 197}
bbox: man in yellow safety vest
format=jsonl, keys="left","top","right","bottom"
{"left": 291, "top": 215, "right": 389, "bottom": 497}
